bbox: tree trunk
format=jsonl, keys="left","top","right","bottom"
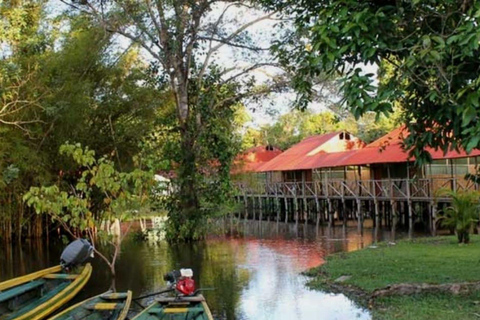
{"left": 371, "top": 281, "right": 480, "bottom": 298}
{"left": 175, "top": 129, "right": 201, "bottom": 239}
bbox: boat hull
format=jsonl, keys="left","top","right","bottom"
{"left": 0, "top": 263, "right": 92, "bottom": 320}
{"left": 132, "top": 294, "right": 214, "bottom": 320}
{"left": 50, "top": 290, "right": 132, "bottom": 320}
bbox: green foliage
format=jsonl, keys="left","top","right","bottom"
{"left": 266, "top": 0, "right": 480, "bottom": 163}
{"left": 23, "top": 143, "right": 154, "bottom": 272}
{"left": 242, "top": 108, "right": 401, "bottom": 150}
{"left": 0, "top": 5, "right": 162, "bottom": 240}
{"left": 24, "top": 143, "right": 154, "bottom": 230}
{"left": 436, "top": 190, "right": 480, "bottom": 244}
{"left": 162, "top": 70, "right": 243, "bottom": 242}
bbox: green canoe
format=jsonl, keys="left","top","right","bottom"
{"left": 0, "top": 263, "right": 92, "bottom": 320}
{"left": 50, "top": 290, "right": 132, "bottom": 320}
{"left": 132, "top": 294, "right": 214, "bottom": 320}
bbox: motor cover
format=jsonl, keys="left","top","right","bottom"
{"left": 60, "top": 239, "right": 93, "bottom": 269}
{"left": 176, "top": 278, "right": 195, "bottom": 296}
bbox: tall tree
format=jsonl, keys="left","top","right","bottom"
{"left": 68, "top": 1, "right": 280, "bottom": 240}
{"left": 263, "top": 0, "right": 480, "bottom": 163}
{"left": 0, "top": 4, "right": 163, "bottom": 240}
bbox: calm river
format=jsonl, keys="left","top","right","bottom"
{"left": 0, "top": 222, "right": 397, "bottom": 320}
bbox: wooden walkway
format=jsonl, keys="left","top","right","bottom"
{"left": 234, "top": 177, "right": 479, "bottom": 239}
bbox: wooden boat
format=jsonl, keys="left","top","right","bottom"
{"left": 132, "top": 294, "right": 214, "bottom": 320}
{"left": 0, "top": 263, "right": 92, "bottom": 320}
{"left": 50, "top": 290, "right": 132, "bottom": 320}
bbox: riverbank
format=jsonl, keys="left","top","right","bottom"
{"left": 306, "top": 236, "right": 480, "bottom": 319}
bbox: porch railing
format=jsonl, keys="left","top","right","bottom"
{"left": 235, "top": 177, "right": 479, "bottom": 201}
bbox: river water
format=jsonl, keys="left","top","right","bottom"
{"left": 0, "top": 222, "right": 397, "bottom": 320}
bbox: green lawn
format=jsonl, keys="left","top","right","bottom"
{"left": 307, "top": 236, "right": 480, "bottom": 320}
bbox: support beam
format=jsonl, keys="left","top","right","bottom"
{"left": 259, "top": 196, "right": 263, "bottom": 221}
{"left": 408, "top": 201, "right": 413, "bottom": 239}
{"left": 327, "top": 199, "right": 333, "bottom": 228}
{"left": 356, "top": 199, "right": 363, "bottom": 235}
{"left": 431, "top": 201, "right": 437, "bottom": 236}
{"left": 390, "top": 200, "right": 397, "bottom": 242}
{"left": 374, "top": 200, "right": 380, "bottom": 244}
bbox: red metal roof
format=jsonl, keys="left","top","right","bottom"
{"left": 254, "top": 127, "right": 480, "bottom": 172}
{"left": 232, "top": 146, "right": 282, "bottom": 174}
{"left": 367, "top": 126, "right": 408, "bottom": 148}
{"left": 256, "top": 132, "right": 364, "bottom": 172}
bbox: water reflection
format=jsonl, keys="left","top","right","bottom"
{"left": 0, "top": 222, "right": 395, "bottom": 320}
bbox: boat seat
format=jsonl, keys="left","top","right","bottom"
{"left": 0, "top": 279, "right": 46, "bottom": 303}
{"left": 42, "top": 274, "right": 78, "bottom": 280}
{"left": 2, "top": 282, "right": 69, "bottom": 319}
{"left": 100, "top": 292, "right": 129, "bottom": 300}
{"left": 148, "top": 307, "right": 205, "bottom": 314}
{"left": 84, "top": 302, "right": 123, "bottom": 310}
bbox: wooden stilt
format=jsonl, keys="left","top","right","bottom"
{"left": 243, "top": 195, "right": 248, "bottom": 220}
{"left": 259, "top": 196, "right": 263, "bottom": 221}
{"left": 390, "top": 200, "right": 396, "bottom": 242}
{"left": 374, "top": 200, "right": 380, "bottom": 244}
{"left": 356, "top": 199, "right": 363, "bottom": 234}
{"left": 315, "top": 196, "right": 320, "bottom": 228}
{"left": 275, "top": 196, "right": 280, "bottom": 223}
{"left": 431, "top": 201, "right": 437, "bottom": 236}
{"left": 408, "top": 201, "right": 413, "bottom": 239}
{"left": 342, "top": 199, "right": 347, "bottom": 227}
{"left": 327, "top": 199, "right": 333, "bottom": 228}
{"left": 304, "top": 199, "right": 308, "bottom": 227}
{"left": 294, "top": 196, "right": 299, "bottom": 227}
{"left": 284, "top": 197, "right": 288, "bottom": 224}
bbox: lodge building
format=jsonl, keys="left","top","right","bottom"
{"left": 233, "top": 127, "right": 480, "bottom": 238}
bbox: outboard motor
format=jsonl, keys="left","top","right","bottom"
{"left": 60, "top": 239, "right": 94, "bottom": 270}
{"left": 164, "top": 268, "right": 196, "bottom": 296}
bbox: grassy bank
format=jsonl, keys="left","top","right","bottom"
{"left": 306, "top": 236, "right": 480, "bottom": 319}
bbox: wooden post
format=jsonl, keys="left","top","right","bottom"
{"left": 304, "top": 199, "right": 308, "bottom": 228}
{"left": 242, "top": 191, "right": 248, "bottom": 220}
{"left": 390, "top": 200, "right": 396, "bottom": 242}
{"left": 431, "top": 200, "right": 437, "bottom": 236}
{"left": 405, "top": 169, "right": 413, "bottom": 238}
{"left": 356, "top": 199, "right": 363, "bottom": 234}
{"left": 284, "top": 196, "right": 288, "bottom": 224}
{"left": 374, "top": 200, "right": 380, "bottom": 244}
{"left": 316, "top": 200, "right": 321, "bottom": 229}
{"left": 294, "top": 196, "right": 299, "bottom": 227}
{"left": 275, "top": 193, "right": 280, "bottom": 223}
{"left": 327, "top": 199, "right": 333, "bottom": 228}
{"left": 259, "top": 196, "right": 263, "bottom": 221}
{"left": 252, "top": 196, "right": 256, "bottom": 221}
{"left": 302, "top": 172, "right": 307, "bottom": 223}
{"left": 342, "top": 199, "right": 347, "bottom": 227}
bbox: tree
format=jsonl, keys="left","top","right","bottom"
{"left": 0, "top": 0, "right": 45, "bottom": 131}
{"left": 437, "top": 190, "right": 480, "bottom": 244}
{"left": 241, "top": 108, "right": 401, "bottom": 150}
{"left": 263, "top": 0, "right": 480, "bottom": 163}
{"left": 0, "top": 6, "right": 163, "bottom": 240}
{"left": 24, "top": 143, "right": 154, "bottom": 277}
{"left": 67, "top": 0, "right": 281, "bottom": 240}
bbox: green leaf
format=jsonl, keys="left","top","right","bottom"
{"left": 430, "top": 50, "right": 441, "bottom": 60}
{"left": 462, "top": 105, "right": 476, "bottom": 126}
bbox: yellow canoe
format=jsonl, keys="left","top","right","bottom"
{"left": 0, "top": 263, "right": 92, "bottom": 320}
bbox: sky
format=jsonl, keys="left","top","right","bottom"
{"left": 47, "top": 0, "right": 378, "bottom": 129}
